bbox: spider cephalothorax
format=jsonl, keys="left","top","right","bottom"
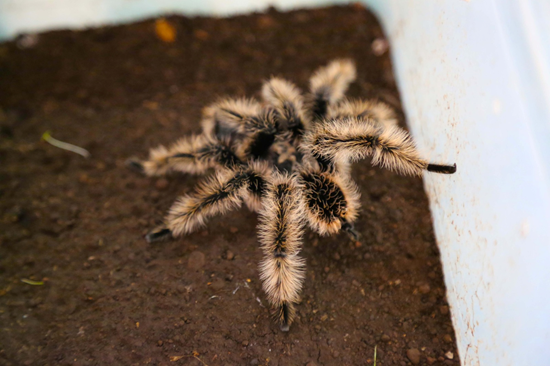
{"left": 128, "top": 60, "right": 456, "bottom": 331}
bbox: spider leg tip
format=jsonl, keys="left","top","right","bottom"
{"left": 145, "top": 228, "right": 173, "bottom": 243}
{"left": 427, "top": 163, "right": 457, "bottom": 174}
{"left": 125, "top": 157, "right": 145, "bottom": 174}
{"left": 280, "top": 323, "right": 290, "bottom": 332}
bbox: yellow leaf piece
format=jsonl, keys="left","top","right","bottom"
{"left": 155, "top": 19, "right": 176, "bottom": 43}
{"left": 21, "top": 279, "right": 44, "bottom": 286}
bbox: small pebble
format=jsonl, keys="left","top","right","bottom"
{"left": 406, "top": 348, "right": 421, "bottom": 365}
{"left": 445, "top": 351, "right": 454, "bottom": 360}
{"left": 194, "top": 29, "right": 210, "bottom": 41}
{"left": 250, "top": 358, "right": 259, "bottom": 365}
{"left": 225, "top": 250, "right": 235, "bottom": 260}
{"left": 320, "top": 314, "right": 328, "bottom": 322}
{"left": 440, "top": 305, "right": 449, "bottom": 315}
{"left": 211, "top": 278, "right": 225, "bottom": 290}
{"left": 381, "top": 334, "right": 390, "bottom": 342}
{"left": 16, "top": 34, "right": 39, "bottom": 49}
{"left": 427, "top": 357, "right": 436, "bottom": 364}
{"left": 419, "top": 284, "right": 431, "bottom": 294}
{"left": 333, "top": 253, "right": 341, "bottom": 260}
{"left": 352, "top": 280, "right": 361, "bottom": 287}
{"left": 443, "top": 334, "right": 453, "bottom": 343}
{"left": 229, "top": 226, "right": 239, "bottom": 233}
{"left": 155, "top": 178, "right": 169, "bottom": 190}
{"left": 188, "top": 251, "right": 205, "bottom": 271}
{"left": 242, "top": 340, "right": 249, "bottom": 346}
{"left": 257, "top": 15, "right": 276, "bottom": 29}
{"left": 157, "top": 340, "right": 163, "bottom": 346}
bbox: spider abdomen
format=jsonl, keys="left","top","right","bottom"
{"left": 298, "top": 171, "right": 360, "bottom": 236}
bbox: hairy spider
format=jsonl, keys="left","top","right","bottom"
{"left": 127, "top": 60, "right": 456, "bottom": 331}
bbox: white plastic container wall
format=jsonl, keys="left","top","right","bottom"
{"left": 365, "top": 1, "right": 550, "bottom": 365}
{"left": 2, "top": 1, "right": 549, "bottom": 365}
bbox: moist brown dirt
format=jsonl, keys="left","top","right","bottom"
{"left": 0, "top": 5, "right": 459, "bottom": 366}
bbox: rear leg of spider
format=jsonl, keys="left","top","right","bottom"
{"left": 258, "top": 173, "right": 306, "bottom": 331}
{"left": 304, "top": 117, "right": 457, "bottom": 176}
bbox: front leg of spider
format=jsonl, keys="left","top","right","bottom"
{"left": 305, "top": 118, "right": 457, "bottom": 176}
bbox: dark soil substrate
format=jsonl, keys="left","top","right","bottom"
{"left": 0, "top": 5, "right": 459, "bottom": 366}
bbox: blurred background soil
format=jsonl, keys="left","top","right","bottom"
{"left": 0, "top": 5, "right": 459, "bottom": 366}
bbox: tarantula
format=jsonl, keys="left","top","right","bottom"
{"left": 127, "top": 60, "right": 456, "bottom": 331}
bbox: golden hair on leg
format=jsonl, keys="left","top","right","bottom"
{"left": 304, "top": 117, "right": 456, "bottom": 176}
{"left": 309, "top": 59, "right": 356, "bottom": 119}
{"left": 127, "top": 134, "right": 244, "bottom": 177}
{"left": 328, "top": 98, "right": 398, "bottom": 128}
{"left": 262, "top": 77, "right": 310, "bottom": 137}
{"left": 297, "top": 164, "right": 360, "bottom": 236}
{"left": 167, "top": 169, "right": 249, "bottom": 236}
{"left": 257, "top": 173, "right": 306, "bottom": 331}
{"left": 241, "top": 160, "right": 272, "bottom": 212}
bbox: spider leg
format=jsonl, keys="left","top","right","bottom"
{"left": 297, "top": 167, "right": 361, "bottom": 236}
{"left": 127, "top": 134, "right": 244, "bottom": 177}
{"left": 204, "top": 98, "right": 280, "bottom": 160}
{"left": 237, "top": 109, "right": 279, "bottom": 160}
{"left": 201, "top": 97, "right": 262, "bottom": 138}
{"left": 309, "top": 59, "right": 356, "bottom": 120}
{"left": 262, "top": 77, "right": 309, "bottom": 140}
{"left": 258, "top": 173, "right": 305, "bottom": 332}
{"left": 165, "top": 169, "right": 247, "bottom": 236}
{"left": 165, "top": 162, "right": 270, "bottom": 237}
{"left": 304, "top": 117, "right": 457, "bottom": 176}
{"left": 241, "top": 161, "right": 271, "bottom": 212}
{"left": 145, "top": 224, "right": 173, "bottom": 243}
{"left": 327, "top": 98, "right": 398, "bottom": 128}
